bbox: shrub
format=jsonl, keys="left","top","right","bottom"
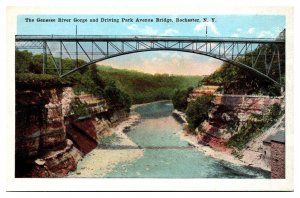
{"left": 104, "top": 81, "right": 132, "bottom": 113}
{"left": 227, "top": 103, "right": 283, "bottom": 150}
{"left": 185, "top": 95, "right": 214, "bottom": 132}
{"left": 69, "top": 98, "right": 91, "bottom": 117}
{"left": 172, "top": 87, "right": 193, "bottom": 111}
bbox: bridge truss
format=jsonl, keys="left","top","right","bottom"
{"left": 15, "top": 35, "right": 285, "bottom": 85}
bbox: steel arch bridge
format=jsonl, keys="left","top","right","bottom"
{"left": 15, "top": 35, "right": 285, "bottom": 85}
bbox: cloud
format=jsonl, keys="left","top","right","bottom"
{"left": 247, "top": 27, "right": 255, "bottom": 34}
{"left": 162, "top": 28, "right": 179, "bottom": 36}
{"left": 231, "top": 33, "right": 239, "bottom": 37}
{"left": 127, "top": 24, "right": 138, "bottom": 31}
{"left": 194, "top": 22, "right": 220, "bottom": 36}
{"left": 140, "top": 26, "right": 159, "bottom": 35}
{"left": 231, "top": 27, "right": 254, "bottom": 37}
{"left": 127, "top": 24, "right": 158, "bottom": 35}
{"left": 127, "top": 24, "right": 178, "bottom": 36}
{"left": 256, "top": 26, "right": 283, "bottom": 38}
{"left": 257, "top": 30, "right": 276, "bottom": 38}
{"left": 274, "top": 26, "right": 281, "bottom": 33}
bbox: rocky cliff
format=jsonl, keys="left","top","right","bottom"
{"left": 196, "top": 95, "right": 283, "bottom": 151}
{"left": 15, "top": 79, "right": 82, "bottom": 177}
{"left": 61, "top": 89, "right": 114, "bottom": 154}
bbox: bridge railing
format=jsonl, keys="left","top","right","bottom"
{"left": 15, "top": 35, "right": 284, "bottom": 43}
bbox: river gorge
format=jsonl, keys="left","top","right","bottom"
{"left": 68, "top": 101, "right": 270, "bottom": 178}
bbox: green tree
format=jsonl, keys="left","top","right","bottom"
{"left": 172, "top": 87, "right": 193, "bottom": 111}
{"left": 15, "top": 50, "right": 32, "bottom": 73}
{"left": 104, "top": 81, "right": 132, "bottom": 112}
{"left": 185, "top": 95, "right": 214, "bottom": 131}
{"left": 30, "top": 54, "right": 43, "bottom": 73}
{"left": 203, "top": 62, "right": 282, "bottom": 96}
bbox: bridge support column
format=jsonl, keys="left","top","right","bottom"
{"left": 43, "top": 41, "right": 47, "bottom": 74}
{"left": 59, "top": 41, "right": 62, "bottom": 75}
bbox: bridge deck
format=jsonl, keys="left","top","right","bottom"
{"left": 15, "top": 35, "right": 284, "bottom": 43}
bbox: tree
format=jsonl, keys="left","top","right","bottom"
{"left": 104, "top": 81, "right": 132, "bottom": 112}
{"left": 203, "top": 62, "right": 281, "bottom": 96}
{"left": 185, "top": 95, "right": 214, "bottom": 131}
{"left": 15, "top": 50, "right": 32, "bottom": 73}
{"left": 202, "top": 29, "right": 285, "bottom": 96}
{"left": 90, "top": 65, "right": 106, "bottom": 89}
{"left": 30, "top": 54, "right": 43, "bottom": 73}
{"left": 172, "top": 87, "right": 193, "bottom": 111}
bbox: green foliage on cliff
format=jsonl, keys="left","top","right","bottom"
{"left": 104, "top": 81, "right": 132, "bottom": 113}
{"left": 69, "top": 98, "right": 91, "bottom": 117}
{"left": 185, "top": 95, "right": 214, "bottom": 132}
{"left": 15, "top": 50, "right": 83, "bottom": 75}
{"left": 172, "top": 87, "right": 193, "bottom": 111}
{"left": 16, "top": 73, "right": 60, "bottom": 81}
{"left": 201, "top": 37, "right": 285, "bottom": 96}
{"left": 15, "top": 50, "right": 131, "bottom": 113}
{"left": 15, "top": 73, "right": 67, "bottom": 87}
{"left": 97, "top": 66, "right": 203, "bottom": 104}
{"left": 202, "top": 63, "right": 282, "bottom": 96}
{"left": 227, "top": 103, "right": 283, "bottom": 150}
{"left": 15, "top": 50, "right": 203, "bottom": 105}
{"left": 67, "top": 65, "right": 106, "bottom": 97}
{"left": 15, "top": 50, "right": 35, "bottom": 73}
{"left": 66, "top": 66, "right": 132, "bottom": 113}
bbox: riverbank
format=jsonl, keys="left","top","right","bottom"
{"left": 68, "top": 113, "right": 144, "bottom": 177}
{"left": 172, "top": 109, "right": 270, "bottom": 171}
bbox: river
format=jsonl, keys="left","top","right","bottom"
{"left": 70, "top": 101, "right": 270, "bottom": 178}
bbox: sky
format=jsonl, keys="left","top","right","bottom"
{"left": 17, "top": 15, "right": 285, "bottom": 76}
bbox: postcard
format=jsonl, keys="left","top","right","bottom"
{"left": 6, "top": 5, "right": 294, "bottom": 191}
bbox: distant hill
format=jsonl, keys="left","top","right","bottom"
{"left": 97, "top": 66, "right": 204, "bottom": 104}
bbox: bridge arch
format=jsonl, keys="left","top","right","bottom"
{"left": 61, "top": 48, "right": 280, "bottom": 85}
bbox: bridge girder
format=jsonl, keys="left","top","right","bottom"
{"left": 15, "top": 35, "right": 285, "bottom": 85}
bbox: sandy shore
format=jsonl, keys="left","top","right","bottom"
{"left": 68, "top": 113, "right": 144, "bottom": 177}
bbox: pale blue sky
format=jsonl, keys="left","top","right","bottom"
{"left": 17, "top": 15, "right": 285, "bottom": 75}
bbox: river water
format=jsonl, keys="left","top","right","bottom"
{"left": 105, "top": 101, "right": 270, "bottom": 178}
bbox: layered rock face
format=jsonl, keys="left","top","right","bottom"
{"left": 197, "top": 95, "right": 283, "bottom": 149}
{"left": 213, "top": 95, "right": 283, "bottom": 122}
{"left": 30, "top": 139, "right": 82, "bottom": 177}
{"left": 15, "top": 82, "right": 82, "bottom": 177}
{"left": 62, "top": 90, "right": 112, "bottom": 154}
{"left": 16, "top": 80, "right": 129, "bottom": 177}
{"left": 66, "top": 117, "right": 112, "bottom": 154}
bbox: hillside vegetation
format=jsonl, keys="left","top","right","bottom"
{"left": 15, "top": 50, "right": 203, "bottom": 105}
{"left": 201, "top": 31, "right": 285, "bottom": 96}
{"left": 97, "top": 66, "right": 203, "bottom": 104}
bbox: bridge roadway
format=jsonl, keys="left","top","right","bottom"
{"left": 15, "top": 35, "right": 284, "bottom": 43}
